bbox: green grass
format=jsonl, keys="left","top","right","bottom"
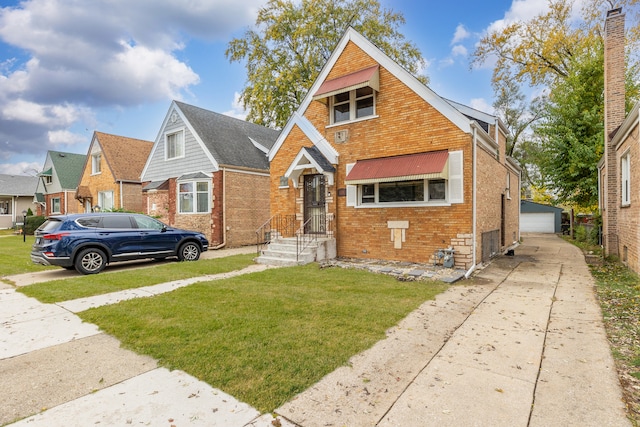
{"left": 18, "top": 254, "right": 256, "bottom": 303}
{"left": 79, "top": 264, "right": 448, "bottom": 413}
{"left": 0, "top": 234, "right": 55, "bottom": 276}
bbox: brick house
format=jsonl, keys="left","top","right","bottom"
{"left": 75, "top": 131, "right": 153, "bottom": 213}
{"left": 34, "top": 151, "right": 86, "bottom": 216}
{"left": 598, "top": 8, "right": 640, "bottom": 272}
{"left": 262, "top": 28, "right": 520, "bottom": 271}
{"left": 140, "top": 101, "right": 280, "bottom": 248}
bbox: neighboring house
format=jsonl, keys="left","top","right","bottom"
{"left": 34, "top": 151, "right": 86, "bottom": 216}
{"left": 263, "top": 27, "right": 520, "bottom": 270}
{"left": 520, "top": 200, "right": 563, "bottom": 234}
{"left": 0, "top": 174, "right": 38, "bottom": 229}
{"left": 598, "top": 8, "right": 640, "bottom": 271}
{"left": 75, "top": 131, "right": 153, "bottom": 213}
{"left": 140, "top": 101, "right": 280, "bottom": 248}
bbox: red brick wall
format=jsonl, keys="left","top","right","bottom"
{"left": 224, "top": 170, "right": 271, "bottom": 247}
{"left": 616, "top": 123, "right": 640, "bottom": 273}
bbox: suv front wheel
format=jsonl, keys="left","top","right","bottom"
{"left": 178, "top": 242, "right": 201, "bottom": 261}
{"left": 75, "top": 248, "right": 107, "bottom": 274}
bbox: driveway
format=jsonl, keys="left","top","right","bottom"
{"left": 0, "top": 235, "right": 630, "bottom": 426}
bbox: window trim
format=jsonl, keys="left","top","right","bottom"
{"left": 91, "top": 152, "right": 101, "bottom": 175}
{"left": 98, "top": 190, "right": 115, "bottom": 211}
{"left": 329, "top": 87, "right": 377, "bottom": 125}
{"left": 621, "top": 149, "right": 631, "bottom": 207}
{"left": 165, "top": 128, "right": 186, "bottom": 161}
{"left": 177, "top": 179, "right": 211, "bottom": 214}
{"left": 51, "top": 197, "right": 61, "bottom": 214}
{"left": 355, "top": 178, "right": 449, "bottom": 208}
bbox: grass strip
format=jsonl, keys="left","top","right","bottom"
{"left": 19, "top": 254, "right": 255, "bottom": 303}
{"left": 79, "top": 264, "right": 447, "bottom": 413}
{"left": 591, "top": 262, "right": 640, "bottom": 423}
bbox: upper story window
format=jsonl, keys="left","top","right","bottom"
{"left": 44, "top": 175, "right": 52, "bottom": 185}
{"left": 332, "top": 86, "right": 375, "bottom": 124}
{"left": 166, "top": 129, "right": 185, "bottom": 160}
{"left": 91, "top": 153, "right": 101, "bottom": 174}
{"left": 621, "top": 150, "right": 631, "bottom": 206}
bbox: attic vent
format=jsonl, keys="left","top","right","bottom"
{"left": 334, "top": 130, "right": 349, "bottom": 144}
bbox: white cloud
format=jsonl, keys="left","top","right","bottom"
{"left": 0, "top": 0, "right": 263, "bottom": 159}
{"left": 48, "top": 129, "right": 86, "bottom": 145}
{"left": 223, "top": 92, "right": 248, "bottom": 120}
{"left": 0, "top": 161, "right": 43, "bottom": 175}
{"left": 469, "top": 98, "right": 494, "bottom": 115}
{"left": 451, "top": 24, "right": 470, "bottom": 44}
{"left": 451, "top": 45, "right": 468, "bottom": 57}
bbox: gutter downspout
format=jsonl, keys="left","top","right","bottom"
{"left": 211, "top": 167, "right": 227, "bottom": 250}
{"left": 119, "top": 181, "right": 123, "bottom": 209}
{"left": 465, "top": 126, "right": 478, "bottom": 279}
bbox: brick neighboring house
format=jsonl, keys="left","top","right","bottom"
{"left": 263, "top": 28, "right": 520, "bottom": 271}
{"left": 34, "top": 151, "right": 86, "bottom": 216}
{"left": 75, "top": 131, "right": 153, "bottom": 213}
{"left": 140, "top": 101, "right": 280, "bottom": 248}
{"left": 598, "top": 8, "right": 640, "bottom": 272}
{"left": 0, "top": 174, "right": 38, "bottom": 229}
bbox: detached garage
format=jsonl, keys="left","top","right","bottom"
{"left": 520, "top": 200, "right": 563, "bottom": 233}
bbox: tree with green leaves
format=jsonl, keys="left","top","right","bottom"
{"left": 473, "top": 0, "right": 640, "bottom": 209}
{"left": 226, "top": 0, "right": 426, "bottom": 129}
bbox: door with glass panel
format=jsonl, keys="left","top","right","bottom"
{"left": 303, "top": 174, "right": 326, "bottom": 234}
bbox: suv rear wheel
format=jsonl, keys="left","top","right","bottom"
{"left": 178, "top": 242, "right": 201, "bottom": 261}
{"left": 75, "top": 248, "right": 107, "bottom": 274}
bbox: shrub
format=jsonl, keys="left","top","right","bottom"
{"left": 24, "top": 215, "right": 46, "bottom": 234}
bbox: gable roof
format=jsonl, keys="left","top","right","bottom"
{"left": 92, "top": 132, "right": 154, "bottom": 182}
{"left": 174, "top": 101, "right": 280, "bottom": 170}
{"left": 0, "top": 174, "right": 38, "bottom": 196}
{"left": 48, "top": 151, "right": 86, "bottom": 189}
{"left": 269, "top": 27, "right": 476, "bottom": 160}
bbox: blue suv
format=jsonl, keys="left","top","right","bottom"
{"left": 31, "top": 213, "right": 209, "bottom": 274}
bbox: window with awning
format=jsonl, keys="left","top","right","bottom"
{"left": 345, "top": 150, "right": 464, "bottom": 207}
{"left": 313, "top": 65, "right": 380, "bottom": 125}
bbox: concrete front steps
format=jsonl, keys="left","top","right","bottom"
{"left": 256, "top": 237, "right": 336, "bottom": 267}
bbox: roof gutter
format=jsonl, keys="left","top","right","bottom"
{"left": 465, "top": 126, "right": 478, "bottom": 279}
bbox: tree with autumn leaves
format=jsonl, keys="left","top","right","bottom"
{"left": 473, "top": 0, "right": 640, "bottom": 209}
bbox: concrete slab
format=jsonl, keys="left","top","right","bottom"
{"left": 379, "top": 359, "right": 534, "bottom": 427}
{"left": 1, "top": 292, "right": 100, "bottom": 359}
{"left": 9, "top": 368, "right": 262, "bottom": 427}
{"left": 0, "top": 334, "right": 157, "bottom": 426}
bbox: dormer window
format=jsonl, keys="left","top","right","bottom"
{"left": 312, "top": 65, "right": 379, "bottom": 126}
{"left": 332, "top": 86, "right": 375, "bottom": 124}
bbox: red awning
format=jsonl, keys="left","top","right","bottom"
{"left": 345, "top": 151, "right": 449, "bottom": 184}
{"left": 313, "top": 65, "right": 379, "bottom": 100}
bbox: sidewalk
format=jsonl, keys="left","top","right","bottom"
{"left": 0, "top": 235, "right": 631, "bottom": 426}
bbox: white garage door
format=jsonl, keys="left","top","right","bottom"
{"left": 520, "top": 212, "right": 555, "bottom": 233}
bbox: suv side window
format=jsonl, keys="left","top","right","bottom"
{"left": 100, "top": 215, "right": 134, "bottom": 229}
{"left": 133, "top": 215, "right": 165, "bottom": 230}
{"left": 76, "top": 217, "right": 101, "bottom": 228}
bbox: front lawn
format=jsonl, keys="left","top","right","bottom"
{"left": 0, "top": 234, "right": 54, "bottom": 277}
{"left": 79, "top": 264, "right": 447, "bottom": 413}
{"left": 19, "top": 254, "right": 256, "bottom": 303}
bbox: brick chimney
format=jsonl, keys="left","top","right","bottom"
{"left": 604, "top": 7, "right": 625, "bottom": 256}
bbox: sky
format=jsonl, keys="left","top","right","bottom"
{"left": 0, "top": 0, "right": 583, "bottom": 175}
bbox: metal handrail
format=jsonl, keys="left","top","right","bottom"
{"left": 295, "top": 214, "right": 334, "bottom": 262}
{"left": 256, "top": 214, "right": 296, "bottom": 255}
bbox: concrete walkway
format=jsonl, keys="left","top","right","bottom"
{"left": 0, "top": 235, "right": 631, "bottom": 426}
